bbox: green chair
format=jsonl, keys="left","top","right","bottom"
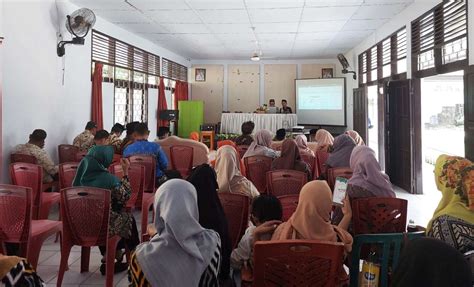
{"left": 350, "top": 231, "right": 425, "bottom": 287}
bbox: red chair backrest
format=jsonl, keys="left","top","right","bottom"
{"left": 327, "top": 167, "right": 353, "bottom": 191}
{"left": 300, "top": 154, "right": 316, "bottom": 177}
{"left": 10, "top": 153, "right": 38, "bottom": 164}
{"left": 128, "top": 155, "right": 156, "bottom": 192}
{"left": 267, "top": 170, "right": 307, "bottom": 197}
{"left": 59, "top": 163, "right": 79, "bottom": 190}
{"left": 170, "top": 145, "right": 194, "bottom": 178}
{"left": 112, "top": 154, "right": 122, "bottom": 164}
{"left": 278, "top": 195, "right": 299, "bottom": 222}
{"left": 110, "top": 163, "right": 145, "bottom": 209}
{"left": 352, "top": 198, "right": 408, "bottom": 235}
{"left": 315, "top": 151, "right": 329, "bottom": 178}
{"left": 75, "top": 151, "right": 87, "bottom": 162}
{"left": 58, "top": 144, "right": 79, "bottom": 164}
{"left": 218, "top": 193, "right": 250, "bottom": 249}
{"left": 244, "top": 155, "right": 273, "bottom": 193}
{"left": 236, "top": 145, "right": 249, "bottom": 159}
{"left": 253, "top": 240, "right": 345, "bottom": 287}
{"left": 60, "top": 187, "right": 111, "bottom": 246}
{"left": 0, "top": 185, "right": 32, "bottom": 242}
{"left": 10, "top": 163, "right": 43, "bottom": 219}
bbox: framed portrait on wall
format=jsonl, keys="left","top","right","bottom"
{"left": 322, "top": 68, "right": 334, "bottom": 78}
{"left": 195, "top": 68, "right": 206, "bottom": 82}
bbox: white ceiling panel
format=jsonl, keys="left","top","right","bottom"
{"left": 160, "top": 23, "right": 210, "bottom": 33}
{"left": 301, "top": 6, "right": 360, "bottom": 21}
{"left": 71, "top": 0, "right": 133, "bottom": 11}
{"left": 258, "top": 33, "right": 296, "bottom": 41}
{"left": 128, "top": 0, "right": 189, "bottom": 10}
{"left": 351, "top": 3, "right": 410, "bottom": 20}
{"left": 298, "top": 21, "right": 347, "bottom": 33}
{"left": 207, "top": 24, "right": 253, "bottom": 34}
{"left": 186, "top": 0, "right": 246, "bottom": 10}
{"left": 248, "top": 8, "right": 303, "bottom": 23}
{"left": 196, "top": 9, "right": 249, "bottom": 24}
{"left": 342, "top": 19, "right": 389, "bottom": 31}
{"left": 296, "top": 32, "right": 335, "bottom": 41}
{"left": 244, "top": 0, "right": 305, "bottom": 9}
{"left": 305, "top": 0, "right": 364, "bottom": 7}
{"left": 253, "top": 23, "right": 299, "bottom": 33}
{"left": 93, "top": 10, "right": 148, "bottom": 23}
{"left": 145, "top": 10, "right": 201, "bottom": 24}
{"left": 116, "top": 23, "right": 166, "bottom": 34}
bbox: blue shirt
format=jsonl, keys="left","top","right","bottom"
{"left": 123, "top": 140, "right": 168, "bottom": 177}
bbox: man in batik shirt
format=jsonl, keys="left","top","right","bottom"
{"left": 73, "top": 121, "right": 97, "bottom": 151}
{"left": 108, "top": 123, "right": 125, "bottom": 153}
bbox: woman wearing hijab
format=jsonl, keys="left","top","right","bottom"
{"left": 347, "top": 146, "right": 395, "bottom": 199}
{"left": 271, "top": 139, "right": 311, "bottom": 180}
{"left": 295, "top": 135, "right": 315, "bottom": 157}
{"left": 345, "top": 130, "right": 365, "bottom": 146}
{"left": 130, "top": 179, "right": 221, "bottom": 287}
{"left": 73, "top": 145, "right": 139, "bottom": 273}
{"left": 314, "top": 129, "right": 334, "bottom": 152}
{"left": 391, "top": 238, "right": 472, "bottom": 287}
{"left": 242, "top": 129, "right": 277, "bottom": 159}
{"left": 426, "top": 155, "right": 474, "bottom": 254}
{"left": 187, "top": 164, "right": 232, "bottom": 283}
{"left": 325, "top": 134, "right": 356, "bottom": 169}
{"left": 210, "top": 140, "right": 246, "bottom": 176}
{"left": 215, "top": 145, "right": 259, "bottom": 198}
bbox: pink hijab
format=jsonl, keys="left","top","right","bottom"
{"left": 315, "top": 129, "right": 334, "bottom": 146}
{"left": 348, "top": 146, "right": 395, "bottom": 198}
{"left": 295, "top": 135, "right": 314, "bottom": 156}
{"left": 346, "top": 130, "right": 365, "bottom": 146}
{"left": 243, "top": 129, "right": 274, "bottom": 158}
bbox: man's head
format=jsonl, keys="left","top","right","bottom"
{"left": 133, "top": 123, "right": 150, "bottom": 140}
{"left": 157, "top": 127, "right": 170, "bottom": 139}
{"left": 94, "top": 130, "right": 110, "bottom": 146}
{"left": 241, "top": 121, "right": 255, "bottom": 136}
{"left": 275, "top": 128, "right": 286, "bottom": 141}
{"left": 111, "top": 123, "right": 125, "bottom": 137}
{"left": 269, "top": 99, "right": 276, "bottom": 107}
{"left": 250, "top": 195, "right": 283, "bottom": 226}
{"left": 281, "top": 99, "right": 288, "bottom": 108}
{"left": 85, "top": 121, "right": 98, "bottom": 135}
{"left": 126, "top": 121, "right": 140, "bottom": 136}
{"left": 29, "top": 129, "right": 47, "bottom": 149}
{"left": 309, "top": 128, "right": 318, "bottom": 142}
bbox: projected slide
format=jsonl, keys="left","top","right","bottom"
{"left": 298, "top": 86, "right": 343, "bottom": 110}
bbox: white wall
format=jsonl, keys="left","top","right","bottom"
{"left": 1, "top": 0, "right": 189, "bottom": 182}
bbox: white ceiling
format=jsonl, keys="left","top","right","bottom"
{"left": 70, "top": 0, "right": 416, "bottom": 60}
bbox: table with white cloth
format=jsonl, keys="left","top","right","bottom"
{"left": 220, "top": 113, "right": 298, "bottom": 134}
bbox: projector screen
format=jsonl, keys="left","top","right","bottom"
{"left": 295, "top": 78, "right": 346, "bottom": 126}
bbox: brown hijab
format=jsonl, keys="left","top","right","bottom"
{"left": 271, "top": 139, "right": 307, "bottom": 173}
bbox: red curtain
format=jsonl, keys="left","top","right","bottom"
{"left": 91, "top": 63, "right": 103, "bottom": 129}
{"left": 174, "top": 80, "right": 189, "bottom": 109}
{"left": 157, "top": 77, "right": 168, "bottom": 127}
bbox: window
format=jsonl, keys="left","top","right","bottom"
{"left": 162, "top": 58, "right": 188, "bottom": 82}
{"left": 396, "top": 28, "right": 407, "bottom": 74}
{"left": 370, "top": 46, "right": 378, "bottom": 81}
{"left": 382, "top": 38, "right": 391, "bottom": 78}
{"left": 92, "top": 30, "right": 159, "bottom": 125}
{"left": 412, "top": 1, "right": 467, "bottom": 72}
{"left": 359, "top": 52, "right": 368, "bottom": 85}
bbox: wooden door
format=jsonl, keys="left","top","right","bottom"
{"left": 465, "top": 66, "right": 474, "bottom": 161}
{"left": 385, "top": 80, "right": 422, "bottom": 194}
{"left": 353, "top": 87, "right": 367, "bottom": 143}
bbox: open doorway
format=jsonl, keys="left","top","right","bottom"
{"left": 421, "top": 71, "right": 465, "bottom": 194}
{"left": 367, "top": 85, "right": 378, "bottom": 160}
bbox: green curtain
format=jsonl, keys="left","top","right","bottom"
{"left": 178, "top": 101, "right": 204, "bottom": 138}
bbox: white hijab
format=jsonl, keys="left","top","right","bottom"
{"left": 135, "top": 179, "right": 220, "bottom": 286}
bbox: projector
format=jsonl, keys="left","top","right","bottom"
{"left": 292, "top": 126, "right": 305, "bottom": 132}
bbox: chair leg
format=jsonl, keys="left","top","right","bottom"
{"left": 105, "top": 236, "right": 120, "bottom": 287}
{"left": 80, "top": 247, "right": 91, "bottom": 273}
{"left": 57, "top": 244, "right": 72, "bottom": 287}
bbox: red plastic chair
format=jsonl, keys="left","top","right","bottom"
{"left": 75, "top": 151, "right": 87, "bottom": 162}
{"left": 58, "top": 162, "right": 79, "bottom": 189}
{"left": 352, "top": 198, "right": 408, "bottom": 235}
{"left": 112, "top": 153, "right": 122, "bottom": 164}
{"left": 110, "top": 163, "right": 145, "bottom": 210}
{"left": 170, "top": 145, "right": 194, "bottom": 178}
{"left": 10, "top": 163, "right": 60, "bottom": 220}
{"left": 266, "top": 170, "right": 307, "bottom": 197}
{"left": 58, "top": 187, "right": 127, "bottom": 287}
{"left": 141, "top": 192, "right": 156, "bottom": 242}
{"left": 327, "top": 167, "right": 353, "bottom": 191}
{"left": 58, "top": 144, "right": 79, "bottom": 164}
{"left": 218, "top": 193, "right": 250, "bottom": 249}
{"left": 315, "top": 150, "right": 330, "bottom": 179}
{"left": 10, "top": 153, "right": 38, "bottom": 164}
{"left": 253, "top": 240, "right": 345, "bottom": 287}
{"left": 128, "top": 155, "right": 156, "bottom": 193}
{"left": 244, "top": 155, "right": 273, "bottom": 193}
{"left": 300, "top": 154, "right": 316, "bottom": 178}
{"left": 278, "top": 195, "right": 299, "bottom": 222}
{"left": 236, "top": 145, "right": 249, "bottom": 159}
{"left": 0, "top": 184, "right": 62, "bottom": 269}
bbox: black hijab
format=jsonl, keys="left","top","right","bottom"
{"left": 392, "top": 238, "right": 472, "bottom": 287}
{"left": 187, "top": 164, "right": 231, "bottom": 280}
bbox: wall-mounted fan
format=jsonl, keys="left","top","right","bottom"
{"left": 57, "top": 8, "right": 96, "bottom": 57}
{"left": 337, "top": 53, "right": 357, "bottom": 80}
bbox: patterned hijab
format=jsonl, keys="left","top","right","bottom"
{"left": 135, "top": 179, "right": 220, "bottom": 286}
{"left": 72, "top": 145, "right": 119, "bottom": 189}
{"left": 427, "top": 155, "right": 474, "bottom": 231}
{"left": 326, "top": 134, "right": 356, "bottom": 168}
{"left": 348, "top": 146, "right": 395, "bottom": 197}
{"left": 243, "top": 129, "right": 272, "bottom": 158}
{"left": 346, "top": 130, "right": 365, "bottom": 146}
{"left": 315, "top": 129, "right": 334, "bottom": 145}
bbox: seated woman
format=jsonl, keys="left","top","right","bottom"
{"left": 243, "top": 130, "right": 278, "bottom": 159}
{"left": 314, "top": 129, "right": 334, "bottom": 152}
{"left": 295, "top": 134, "right": 315, "bottom": 157}
{"left": 0, "top": 254, "right": 44, "bottom": 286}
{"left": 215, "top": 146, "right": 259, "bottom": 198}
{"left": 271, "top": 181, "right": 352, "bottom": 280}
{"left": 347, "top": 146, "right": 395, "bottom": 199}
{"left": 391, "top": 238, "right": 472, "bottom": 287}
{"left": 130, "top": 179, "right": 221, "bottom": 286}
{"left": 210, "top": 140, "right": 246, "bottom": 176}
{"left": 187, "top": 164, "right": 232, "bottom": 284}
{"left": 325, "top": 134, "right": 356, "bottom": 169}
{"left": 271, "top": 139, "right": 311, "bottom": 180}
{"left": 73, "top": 146, "right": 139, "bottom": 274}
{"left": 426, "top": 155, "right": 474, "bottom": 254}
{"left": 345, "top": 130, "right": 365, "bottom": 146}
